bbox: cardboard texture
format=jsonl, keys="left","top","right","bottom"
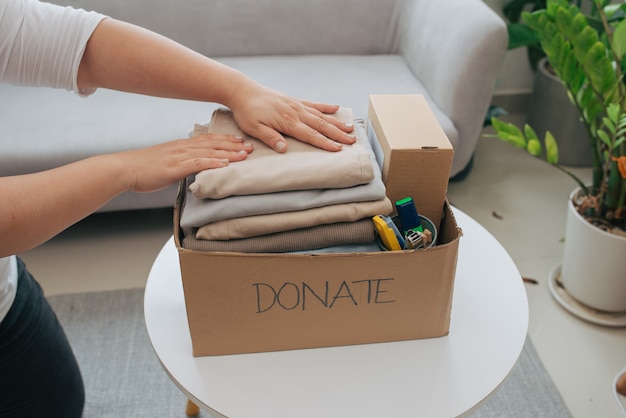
{"left": 175, "top": 94, "right": 461, "bottom": 356}
{"left": 368, "top": 94, "right": 454, "bottom": 230}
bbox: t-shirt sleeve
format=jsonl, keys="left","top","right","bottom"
{"left": 0, "top": 0, "right": 107, "bottom": 96}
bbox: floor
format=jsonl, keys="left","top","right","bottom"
{"left": 20, "top": 114, "right": 626, "bottom": 418}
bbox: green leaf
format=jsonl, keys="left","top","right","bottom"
{"left": 584, "top": 98, "right": 604, "bottom": 126}
{"left": 607, "top": 102, "right": 621, "bottom": 123}
{"left": 527, "top": 138, "right": 543, "bottom": 156}
{"left": 577, "top": 83, "right": 594, "bottom": 109}
{"left": 524, "top": 124, "right": 540, "bottom": 142}
{"left": 546, "top": 1, "right": 566, "bottom": 18}
{"left": 508, "top": 23, "right": 541, "bottom": 50}
{"left": 597, "top": 130, "right": 612, "bottom": 147}
{"left": 613, "top": 19, "right": 626, "bottom": 60}
{"left": 490, "top": 118, "right": 527, "bottom": 148}
{"left": 545, "top": 131, "right": 559, "bottom": 165}
{"left": 616, "top": 127, "right": 626, "bottom": 138}
{"left": 554, "top": 5, "right": 571, "bottom": 32}
{"left": 604, "top": 4, "right": 623, "bottom": 20}
{"left": 569, "top": 66, "right": 586, "bottom": 94}
{"left": 559, "top": 48, "right": 577, "bottom": 85}
{"left": 521, "top": 10, "right": 536, "bottom": 26}
{"left": 582, "top": 43, "right": 616, "bottom": 95}
{"left": 603, "top": 116, "right": 616, "bottom": 134}
{"left": 570, "top": 14, "right": 591, "bottom": 50}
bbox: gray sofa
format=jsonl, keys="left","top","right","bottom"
{"left": 0, "top": 0, "right": 507, "bottom": 212}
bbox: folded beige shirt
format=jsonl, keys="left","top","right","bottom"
{"left": 189, "top": 107, "right": 374, "bottom": 199}
{"left": 196, "top": 197, "right": 392, "bottom": 240}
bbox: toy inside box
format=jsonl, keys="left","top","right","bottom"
{"left": 174, "top": 94, "right": 462, "bottom": 356}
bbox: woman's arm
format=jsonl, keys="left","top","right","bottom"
{"left": 0, "top": 5, "right": 356, "bottom": 256}
{"left": 0, "top": 134, "right": 250, "bottom": 257}
{"left": 77, "top": 18, "right": 355, "bottom": 153}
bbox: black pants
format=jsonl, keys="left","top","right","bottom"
{"left": 0, "top": 258, "right": 84, "bottom": 418}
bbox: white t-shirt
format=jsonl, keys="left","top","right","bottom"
{"left": 0, "top": 0, "right": 106, "bottom": 323}
{"left": 0, "top": 257, "right": 17, "bottom": 323}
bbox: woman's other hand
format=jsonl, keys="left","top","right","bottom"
{"left": 121, "top": 133, "right": 252, "bottom": 193}
{"left": 227, "top": 83, "right": 356, "bottom": 153}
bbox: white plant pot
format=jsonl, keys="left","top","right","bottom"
{"left": 560, "top": 188, "right": 626, "bottom": 312}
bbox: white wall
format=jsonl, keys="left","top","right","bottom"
{"left": 483, "top": 0, "right": 536, "bottom": 95}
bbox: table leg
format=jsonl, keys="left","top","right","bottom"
{"left": 186, "top": 399, "right": 200, "bottom": 416}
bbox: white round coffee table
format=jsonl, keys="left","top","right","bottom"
{"left": 144, "top": 207, "right": 528, "bottom": 418}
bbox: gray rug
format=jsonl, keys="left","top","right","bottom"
{"left": 47, "top": 288, "right": 570, "bottom": 418}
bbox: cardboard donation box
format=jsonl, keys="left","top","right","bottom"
{"left": 175, "top": 94, "right": 462, "bottom": 356}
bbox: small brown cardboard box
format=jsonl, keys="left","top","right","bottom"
{"left": 368, "top": 94, "right": 454, "bottom": 230}
{"left": 175, "top": 94, "right": 461, "bottom": 356}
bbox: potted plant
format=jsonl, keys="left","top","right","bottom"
{"left": 488, "top": 0, "right": 626, "bottom": 315}
{"left": 503, "top": 0, "right": 606, "bottom": 166}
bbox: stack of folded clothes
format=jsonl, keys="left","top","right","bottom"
{"left": 179, "top": 107, "right": 392, "bottom": 253}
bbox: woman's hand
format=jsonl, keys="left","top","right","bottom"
{"left": 120, "top": 133, "right": 252, "bottom": 193}
{"left": 227, "top": 82, "right": 356, "bottom": 153}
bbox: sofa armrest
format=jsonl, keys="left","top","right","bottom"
{"left": 399, "top": 0, "right": 507, "bottom": 173}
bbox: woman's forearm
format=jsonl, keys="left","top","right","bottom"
{"left": 77, "top": 18, "right": 253, "bottom": 107}
{"left": 0, "top": 154, "right": 129, "bottom": 257}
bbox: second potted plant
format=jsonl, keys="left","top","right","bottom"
{"left": 504, "top": 0, "right": 604, "bottom": 166}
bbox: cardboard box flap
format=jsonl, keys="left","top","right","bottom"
{"left": 368, "top": 94, "right": 453, "bottom": 231}
{"left": 368, "top": 95, "right": 453, "bottom": 151}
